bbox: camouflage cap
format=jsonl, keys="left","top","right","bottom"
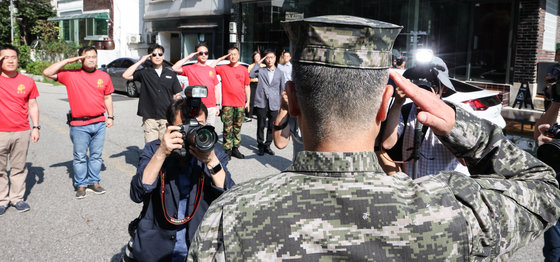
{"left": 282, "top": 15, "right": 403, "bottom": 69}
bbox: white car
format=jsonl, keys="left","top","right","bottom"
{"left": 176, "top": 60, "right": 249, "bottom": 106}
{"left": 444, "top": 78, "right": 506, "bottom": 128}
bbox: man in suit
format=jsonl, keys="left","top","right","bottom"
{"left": 249, "top": 50, "right": 286, "bottom": 156}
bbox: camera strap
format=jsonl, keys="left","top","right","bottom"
{"left": 159, "top": 169, "right": 205, "bottom": 225}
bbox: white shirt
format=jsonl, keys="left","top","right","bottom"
{"left": 277, "top": 62, "right": 292, "bottom": 81}
{"left": 397, "top": 104, "right": 470, "bottom": 178}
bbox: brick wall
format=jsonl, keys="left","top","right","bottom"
{"left": 513, "top": 0, "right": 543, "bottom": 84}
{"left": 83, "top": 0, "right": 111, "bottom": 11}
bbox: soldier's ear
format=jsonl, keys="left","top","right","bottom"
{"left": 376, "top": 85, "right": 394, "bottom": 122}
{"left": 287, "top": 82, "right": 300, "bottom": 117}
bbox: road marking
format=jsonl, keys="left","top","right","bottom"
{"left": 41, "top": 114, "right": 135, "bottom": 176}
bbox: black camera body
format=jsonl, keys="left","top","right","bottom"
{"left": 172, "top": 86, "right": 218, "bottom": 158}
{"left": 546, "top": 123, "right": 560, "bottom": 139}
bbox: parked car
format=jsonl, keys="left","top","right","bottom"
{"left": 99, "top": 58, "right": 174, "bottom": 97}
{"left": 176, "top": 60, "right": 249, "bottom": 105}
{"left": 444, "top": 78, "right": 506, "bottom": 128}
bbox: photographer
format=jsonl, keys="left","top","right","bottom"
{"left": 544, "top": 50, "right": 560, "bottom": 111}
{"left": 534, "top": 97, "right": 560, "bottom": 262}
{"left": 129, "top": 98, "right": 234, "bottom": 262}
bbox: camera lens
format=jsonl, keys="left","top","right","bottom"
{"left": 194, "top": 127, "right": 217, "bottom": 152}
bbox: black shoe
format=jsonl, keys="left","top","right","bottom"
{"left": 225, "top": 149, "right": 232, "bottom": 160}
{"left": 257, "top": 147, "right": 265, "bottom": 156}
{"left": 244, "top": 118, "right": 252, "bottom": 123}
{"left": 231, "top": 147, "right": 245, "bottom": 159}
{"left": 264, "top": 147, "right": 275, "bottom": 155}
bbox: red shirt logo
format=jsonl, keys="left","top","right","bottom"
{"left": 17, "top": 84, "right": 25, "bottom": 94}
{"left": 209, "top": 71, "right": 213, "bottom": 78}
{"left": 97, "top": 79, "right": 104, "bottom": 88}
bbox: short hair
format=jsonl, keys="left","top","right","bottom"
{"left": 78, "top": 46, "right": 97, "bottom": 56}
{"left": 195, "top": 42, "right": 208, "bottom": 51}
{"left": 292, "top": 63, "right": 388, "bottom": 146}
{"left": 228, "top": 47, "right": 239, "bottom": 52}
{"left": 148, "top": 44, "right": 164, "bottom": 54}
{"left": 166, "top": 99, "right": 208, "bottom": 125}
{"left": 0, "top": 44, "right": 19, "bottom": 55}
{"left": 263, "top": 49, "right": 275, "bottom": 56}
{"left": 282, "top": 50, "right": 291, "bottom": 56}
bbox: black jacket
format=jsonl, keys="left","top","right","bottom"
{"left": 130, "top": 140, "right": 235, "bottom": 261}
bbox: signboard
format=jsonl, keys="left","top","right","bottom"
{"left": 512, "top": 82, "right": 534, "bottom": 109}
{"left": 285, "top": 12, "right": 304, "bottom": 21}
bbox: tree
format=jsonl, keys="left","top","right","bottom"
{"left": 0, "top": 0, "right": 56, "bottom": 46}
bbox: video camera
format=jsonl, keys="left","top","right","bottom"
{"left": 537, "top": 123, "right": 560, "bottom": 176}
{"left": 172, "top": 86, "right": 218, "bottom": 158}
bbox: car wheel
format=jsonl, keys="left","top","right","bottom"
{"left": 126, "top": 81, "right": 139, "bottom": 97}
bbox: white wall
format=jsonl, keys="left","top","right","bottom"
{"left": 144, "top": 0, "right": 226, "bottom": 20}
{"left": 157, "top": 31, "right": 171, "bottom": 61}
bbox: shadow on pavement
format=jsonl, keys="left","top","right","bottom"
{"left": 24, "top": 163, "right": 45, "bottom": 200}
{"left": 110, "top": 145, "right": 141, "bottom": 168}
{"left": 239, "top": 134, "right": 292, "bottom": 171}
{"left": 50, "top": 160, "right": 107, "bottom": 181}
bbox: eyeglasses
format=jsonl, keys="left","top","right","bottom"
{"left": 152, "top": 53, "right": 164, "bottom": 57}
{"left": 198, "top": 51, "right": 209, "bottom": 56}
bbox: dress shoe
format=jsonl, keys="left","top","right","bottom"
{"left": 231, "top": 147, "right": 245, "bottom": 159}
{"left": 257, "top": 147, "right": 265, "bottom": 156}
{"left": 264, "top": 147, "right": 275, "bottom": 155}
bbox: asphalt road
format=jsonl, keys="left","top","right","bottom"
{"left": 0, "top": 82, "right": 544, "bottom": 261}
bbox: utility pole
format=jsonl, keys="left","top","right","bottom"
{"left": 9, "top": 0, "right": 16, "bottom": 44}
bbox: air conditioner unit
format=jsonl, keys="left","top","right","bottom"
{"left": 127, "top": 34, "right": 142, "bottom": 44}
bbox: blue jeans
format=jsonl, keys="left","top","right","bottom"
{"left": 69, "top": 122, "right": 106, "bottom": 188}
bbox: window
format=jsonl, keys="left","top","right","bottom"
{"left": 84, "top": 18, "right": 108, "bottom": 40}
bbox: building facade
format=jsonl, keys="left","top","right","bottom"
{"left": 48, "top": 0, "right": 146, "bottom": 66}
{"left": 143, "top": 0, "right": 231, "bottom": 63}
{"left": 228, "top": 0, "right": 560, "bottom": 107}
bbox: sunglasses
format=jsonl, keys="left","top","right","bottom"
{"left": 198, "top": 51, "right": 209, "bottom": 56}
{"left": 152, "top": 53, "right": 164, "bottom": 57}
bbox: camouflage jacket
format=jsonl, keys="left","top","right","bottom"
{"left": 188, "top": 108, "right": 560, "bottom": 261}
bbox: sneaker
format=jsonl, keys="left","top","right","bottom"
{"left": 13, "top": 201, "right": 30, "bottom": 213}
{"left": 231, "top": 147, "right": 245, "bottom": 159}
{"left": 87, "top": 183, "right": 106, "bottom": 195}
{"left": 76, "top": 187, "right": 86, "bottom": 199}
{"left": 0, "top": 205, "right": 7, "bottom": 215}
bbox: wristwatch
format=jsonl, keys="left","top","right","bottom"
{"left": 32, "top": 125, "right": 41, "bottom": 130}
{"left": 107, "top": 116, "right": 115, "bottom": 120}
{"left": 208, "top": 162, "right": 222, "bottom": 174}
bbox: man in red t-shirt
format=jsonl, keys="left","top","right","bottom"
{"left": 43, "top": 46, "right": 114, "bottom": 199}
{"left": 0, "top": 45, "right": 40, "bottom": 215}
{"left": 172, "top": 43, "right": 220, "bottom": 126}
{"left": 214, "top": 47, "right": 251, "bottom": 159}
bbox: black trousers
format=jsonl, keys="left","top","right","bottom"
{"left": 255, "top": 105, "right": 278, "bottom": 148}
{"left": 248, "top": 82, "right": 258, "bottom": 117}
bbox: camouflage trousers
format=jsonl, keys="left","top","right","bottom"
{"left": 221, "top": 106, "right": 245, "bottom": 150}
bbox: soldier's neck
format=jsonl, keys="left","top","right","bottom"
{"left": 1, "top": 70, "right": 17, "bottom": 78}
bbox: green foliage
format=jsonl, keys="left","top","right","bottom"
{"left": 41, "top": 40, "right": 81, "bottom": 58}
{"left": 17, "top": 45, "right": 30, "bottom": 68}
{"left": 24, "top": 60, "right": 81, "bottom": 76}
{"left": 0, "top": 0, "right": 56, "bottom": 46}
{"left": 30, "top": 20, "right": 58, "bottom": 42}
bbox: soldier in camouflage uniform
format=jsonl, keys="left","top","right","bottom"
{"left": 187, "top": 15, "right": 560, "bottom": 261}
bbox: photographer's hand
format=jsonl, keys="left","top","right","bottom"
{"left": 141, "top": 126, "right": 183, "bottom": 185}
{"left": 190, "top": 147, "right": 225, "bottom": 188}
{"left": 537, "top": 124, "right": 553, "bottom": 146}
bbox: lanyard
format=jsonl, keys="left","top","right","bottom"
{"left": 159, "top": 169, "right": 205, "bottom": 225}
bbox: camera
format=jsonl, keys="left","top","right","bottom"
{"left": 172, "top": 86, "right": 218, "bottom": 158}
{"left": 546, "top": 123, "right": 560, "bottom": 139}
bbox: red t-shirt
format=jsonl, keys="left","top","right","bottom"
{"left": 58, "top": 69, "right": 114, "bottom": 126}
{"left": 181, "top": 64, "right": 219, "bottom": 107}
{"left": 216, "top": 64, "right": 250, "bottom": 107}
{"left": 0, "top": 73, "right": 39, "bottom": 132}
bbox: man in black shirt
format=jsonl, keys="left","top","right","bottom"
{"left": 123, "top": 44, "right": 182, "bottom": 143}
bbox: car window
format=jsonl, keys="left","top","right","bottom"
{"left": 107, "top": 59, "right": 122, "bottom": 68}
{"left": 121, "top": 59, "right": 134, "bottom": 68}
